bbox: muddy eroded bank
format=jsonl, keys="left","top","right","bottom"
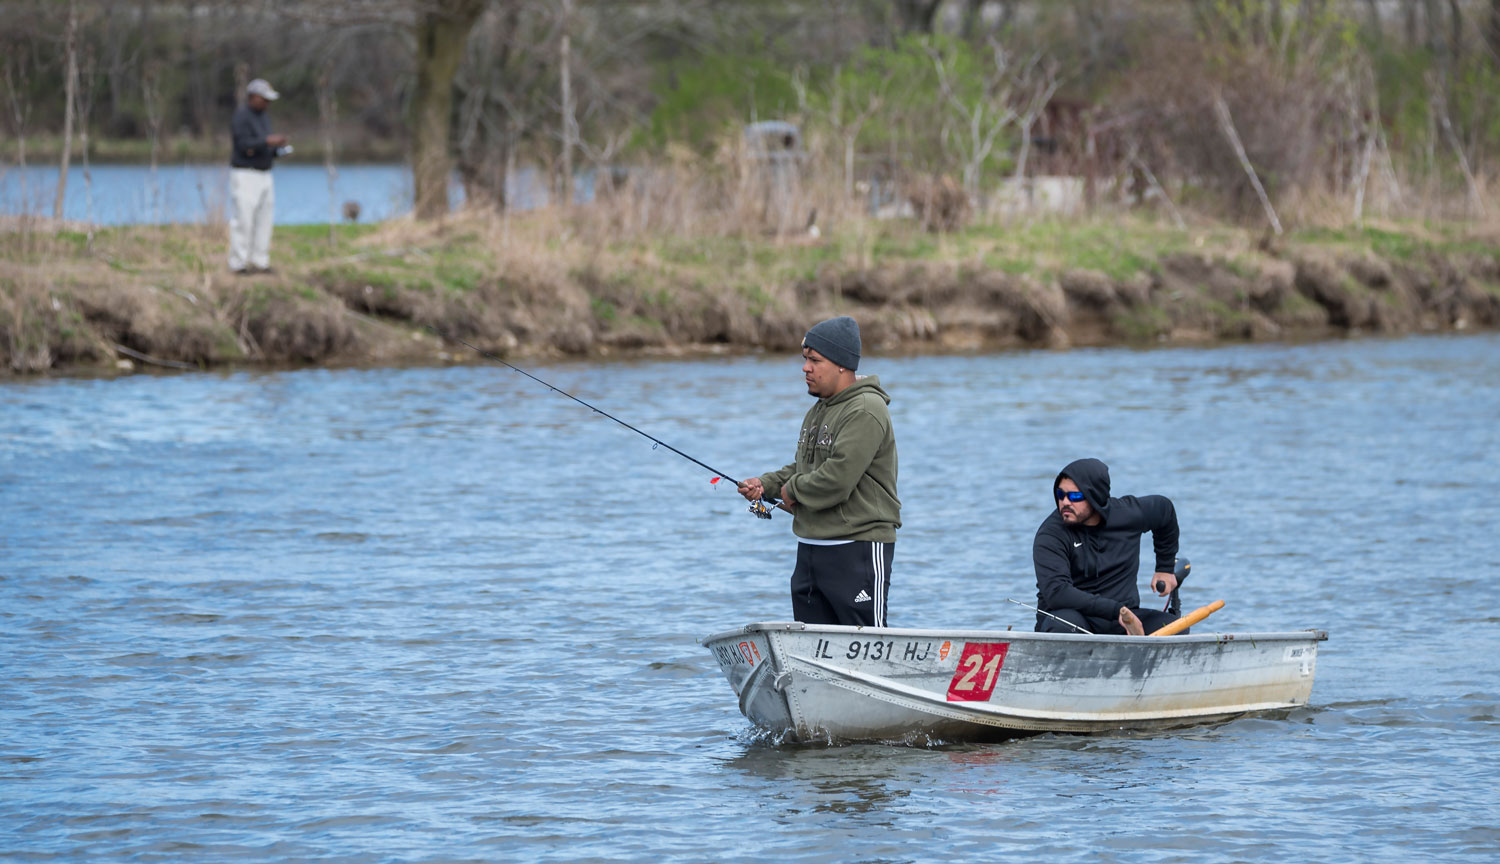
{"left": 2, "top": 217, "right": 1497, "bottom": 374}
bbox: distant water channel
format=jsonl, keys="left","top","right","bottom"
{"left": 3, "top": 335, "right": 1498, "bottom": 861}
{"left": 0, "top": 162, "right": 577, "bottom": 224}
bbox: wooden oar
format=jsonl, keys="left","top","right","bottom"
{"left": 1149, "top": 600, "right": 1225, "bottom": 636}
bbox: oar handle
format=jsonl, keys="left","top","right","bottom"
{"left": 1149, "top": 599, "right": 1225, "bottom": 636}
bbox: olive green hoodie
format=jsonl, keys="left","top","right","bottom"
{"left": 758, "top": 376, "right": 900, "bottom": 542}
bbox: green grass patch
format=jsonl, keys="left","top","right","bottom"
{"left": 590, "top": 297, "right": 618, "bottom": 323}
{"left": 1113, "top": 306, "right": 1171, "bottom": 343}
{"left": 1222, "top": 256, "right": 1258, "bottom": 279}
{"left": 1362, "top": 227, "right": 1428, "bottom": 261}
{"left": 433, "top": 261, "right": 483, "bottom": 293}
{"left": 275, "top": 223, "right": 380, "bottom": 263}
{"left": 736, "top": 282, "right": 773, "bottom": 315}
{"left": 1278, "top": 290, "right": 1323, "bottom": 316}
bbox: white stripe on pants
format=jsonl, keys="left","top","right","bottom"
{"left": 228, "top": 168, "right": 275, "bottom": 271}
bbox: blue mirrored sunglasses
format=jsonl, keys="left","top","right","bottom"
{"left": 1054, "top": 489, "right": 1085, "bottom": 502}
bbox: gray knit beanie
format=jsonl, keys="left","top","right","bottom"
{"left": 802, "top": 316, "right": 861, "bottom": 371}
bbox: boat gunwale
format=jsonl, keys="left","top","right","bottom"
{"left": 701, "top": 620, "right": 1329, "bottom": 646}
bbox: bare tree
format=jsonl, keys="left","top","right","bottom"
{"left": 895, "top": 0, "right": 943, "bottom": 34}
{"left": 1010, "top": 53, "right": 1063, "bottom": 197}
{"left": 142, "top": 60, "right": 163, "bottom": 222}
{"left": 822, "top": 64, "right": 890, "bottom": 202}
{"left": 1428, "top": 71, "right": 1487, "bottom": 216}
{"left": 318, "top": 60, "right": 338, "bottom": 245}
{"left": 3, "top": 42, "right": 35, "bottom": 201}
{"left": 1212, "top": 94, "right": 1282, "bottom": 235}
{"left": 929, "top": 40, "right": 1017, "bottom": 199}
{"left": 75, "top": 39, "right": 99, "bottom": 239}
{"left": 54, "top": 0, "right": 78, "bottom": 221}
{"left": 411, "top": 0, "right": 487, "bottom": 219}
{"left": 558, "top": 0, "right": 575, "bottom": 206}
{"left": 454, "top": 2, "right": 559, "bottom": 212}
{"left": 1491, "top": 0, "right": 1500, "bottom": 60}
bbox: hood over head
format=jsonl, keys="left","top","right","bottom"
{"left": 1055, "top": 457, "right": 1111, "bottom": 523}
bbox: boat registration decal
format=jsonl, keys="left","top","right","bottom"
{"left": 946, "top": 642, "right": 1010, "bottom": 702}
{"left": 1284, "top": 645, "right": 1312, "bottom": 677}
{"left": 711, "top": 640, "right": 761, "bottom": 668}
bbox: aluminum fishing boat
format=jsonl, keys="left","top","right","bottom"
{"left": 703, "top": 621, "right": 1327, "bottom": 742}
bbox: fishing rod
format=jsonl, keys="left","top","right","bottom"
{"left": 437, "top": 329, "right": 777, "bottom": 519}
{"left": 1005, "top": 598, "right": 1091, "bottom": 634}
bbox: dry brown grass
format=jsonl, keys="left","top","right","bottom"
{"left": 2, "top": 147, "right": 1497, "bottom": 375}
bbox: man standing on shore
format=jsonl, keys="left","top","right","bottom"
{"left": 738, "top": 316, "right": 901, "bottom": 626}
{"left": 228, "top": 78, "right": 288, "bottom": 275}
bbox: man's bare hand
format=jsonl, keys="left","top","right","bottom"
{"left": 1118, "top": 606, "right": 1144, "bottom": 636}
{"left": 1150, "top": 572, "right": 1178, "bottom": 596}
{"left": 737, "top": 478, "right": 763, "bottom": 501}
{"left": 267, "top": 134, "right": 288, "bottom": 147}
{"left": 780, "top": 484, "right": 796, "bottom": 508}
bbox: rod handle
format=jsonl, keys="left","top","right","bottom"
{"left": 1150, "top": 600, "right": 1225, "bottom": 636}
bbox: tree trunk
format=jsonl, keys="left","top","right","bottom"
{"left": 559, "top": 0, "right": 574, "bottom": 206}
{"left": 1423, "top": 0, "right": 1441, "bottom": 55}
{"left": 318, "top": 61, "right": 337, "bottom": 247}
{"left": 54, "top": 0, "right": 78, "bottom": 221}
{"left": 410, "top": 0, "right": 485, "bottom": 220}
{"left": 894, "top": 0, "right": 942, "bottom": 34}
{"left": 1362, "top": 0, "right": 1381, "bottom": 40}
{"left": 1491, "top": 0, "right": 1500, "bottom": 62}
{"left": 1447, "top": 0, "right": 1463, "bottom": 63}
{"left": 960, "top": 0, "right": 984, "bottom": 39}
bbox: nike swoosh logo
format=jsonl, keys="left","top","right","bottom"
{"left": 1073, "top": 542, "right": 1082, "bottom": 547}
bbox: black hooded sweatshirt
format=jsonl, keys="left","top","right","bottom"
{"left": 1032, "top": 458, "right": 1179, "bottom": 620}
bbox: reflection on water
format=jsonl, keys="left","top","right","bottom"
{"left": 2, "top": 334, "right": 1499, "bottom": 861}
{"left": 723, "top": 747, "right": 912, "bottom": 815}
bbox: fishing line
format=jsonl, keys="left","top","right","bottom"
{"left": 437, "top": 330, "right": 774, "bottom": 516}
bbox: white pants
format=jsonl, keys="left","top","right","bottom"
{"left": 228, "top": 168, "right": 275, "bottom": 271}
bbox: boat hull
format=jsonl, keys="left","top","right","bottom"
{"left": 703, "top": 622, "right": 1326, "bottom": 742}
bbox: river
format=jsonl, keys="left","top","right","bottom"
{"left": 0, "top": 163, "right": 573, "bottom": 225}
{"left": 2, "top": 334, "right": 1497, "bottom": 862}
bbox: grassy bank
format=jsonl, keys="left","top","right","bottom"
{"left": 2, "top": 209, "right": 1498, "bottom": 375}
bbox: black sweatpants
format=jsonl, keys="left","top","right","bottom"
{"left": 790, "top": 541, "right": 893, "bottom": 627}
{"left": 1035, "top": 606, "right": 1181, "bottom": 635}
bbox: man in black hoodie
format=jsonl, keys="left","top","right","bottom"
{"left": 1032, "top": 458, "right": 1179, "bottom": 636}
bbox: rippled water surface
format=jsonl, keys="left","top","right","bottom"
{"left": 4, "top": 335, "right": 1498, "bottom": 862}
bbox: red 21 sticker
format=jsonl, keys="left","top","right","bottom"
{"left": 946, "top": 642, "right": 1009, "bottom": 702}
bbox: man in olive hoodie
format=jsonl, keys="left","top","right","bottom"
{"left": 1032, "top": 457, "right": 1179, "bottom": 636}
{"left": 738, "top": 316, "right": 900, "bottom": 626}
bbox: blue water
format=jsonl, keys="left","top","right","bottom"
{"left": 3, "top": 334, "right": 1498, "bottom": 861}
{"left": 0, "top": 162, "right": 573, "bottom": 225}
